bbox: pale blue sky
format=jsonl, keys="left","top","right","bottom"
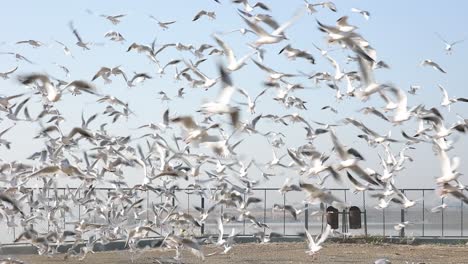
{"left": 0, "top": 0, "right": 467, "bottom": 188}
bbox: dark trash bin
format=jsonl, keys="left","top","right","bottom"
{"left": 326, "top": 206, "right": 339, "bottom": 229}
{"left": 349, "top": 206, "right": 362, "bottom": 229}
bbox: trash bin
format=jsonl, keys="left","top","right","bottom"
{"left": 349, "top": 206, "right": 362, "bottom": 229}
{"left": 326, "top": 206, "right": 339, "bottom": 229}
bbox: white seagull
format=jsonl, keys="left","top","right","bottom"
{"left": 435, "top": 32, "right": 465, "bottom": 54}
{"left": 421, "top": 59, "right": 446, "bottom": 73}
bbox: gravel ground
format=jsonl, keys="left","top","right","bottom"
{"left": 8, "top": 242, "right": 468, "bottom": 264}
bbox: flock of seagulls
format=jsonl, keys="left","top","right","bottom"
{"left": 0, "top": 0, "right": 467, "bottom": 263}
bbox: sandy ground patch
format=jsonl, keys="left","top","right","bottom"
{"left": 7, "top": 242, "right": 468, "bottom": 264}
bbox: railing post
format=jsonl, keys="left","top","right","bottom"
{"left": 283, "top": 193, "right": 286, "bottom": 235}
{"left": 382, "top": 208, "right": 386, "bottom": 237}
{"left": 187, "top": 193, "right": 190, "bottom": 214}
{"left": 461, "top": 196, "right": 464, "bottom": 237}
{"left": 200, "top": 196, "right": 205, "bottom": 236}
{"left": 30, "top": 190, "right": 34, "bottom": 230}
{"left": 400, "top": 190, "right": 405, "bottom": 238}
{"left": 441, "top": 197, "right": 445, "bottom": 237}
{"left": 321, "top": 203, "right": 324, "bottom": 233}
{"left": 172, "top": 189, "right": 175, "bottom": 207}
{"left": 63, "top": 188, "right": 66, "bottom": 230}
{"left": 422, "top": 190, "right": 425, "bottom": 237}
{"left": 363, "top": 192, "right": 367, "bottom": 237}
{"left": 47, "top": 188, "right": 50, "bottom": 232}
{"left": 160, "top": 195, "right": 163, "bottom": 235}
{"left": 343, "top": 190, "right": 347, "bottom": 234}
{"left": 263, "top": 189, "right": 267, "bottom": 233}
{"left": 243, "top": 193, "right": 246, "bottom": 235}
{"left": 304, "top": 203, "right": 309, "bottom": 231}
{"left": 146, "top": 190, "right": 149, "bottom": 222}
{"left": 78, "top": 188, "right": 81, "bottom": 221}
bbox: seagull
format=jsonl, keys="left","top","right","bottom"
{"left": 300, "top": 181, "right": 348, "bottom": 209}
{"left": 251, "top": 59, "right": 296, "bottom": 81}
{"left": 233, "top": 0, "right": 270, "bottom": 12}
{"left": 192, "top": 10, "right": 216, "bottom": 21}
{"left": 305, "top": 224, "right": 332, "bottom": 256}
{"left": 176, "top": 87, "right": 185, "bottom": 98}
{"left": 347, "top": 171, "right": 374, "bottom": 193}
{"left": 19, "top": 74, "right": 96, "bottom": 102}
{"left": 374, "top": 258, "right": 391, "bottom": 264}
{"left": 434, "top": 141, "right": 461, "bottom": 184}
{"left": 439, "top": 183, "right": 468, "bottom": 204}
{"left": 237, "top": 87, "right": 268, "bottom": 114}
{"left": 358, "top": 106, "right": 389, "bottom": 122}
{"left": 213, "top": 35, "right": 253, "bottom": 71}
{"left": 69, "top": 21, "right": 90, "bottom": 50}
{"left": 0, "top": 66, "right": 18, "bottom": 80}
{"left": 54, "top": 40, "right": 74, "bottom": 58}
{"left": 336, "top": 16, "right": 358, "bottom": 32}
{"left": 157, "top": 59, "right": 182, "bottom": 75}
{"left": 273, "top": 204, "right": 302, "bottom": 220}
{"left": 351, "top": 8, "right": 370, "bottom": 20}
{"left": 239, "top": 9, "right": 304, "bottom": 46}
{"left": 0, "top": 94, "right": 24, "bottom": 110}
{"left": 279, "top": 178, "right": 302, "bottom": 194}
{"left": 104, "top": 31, "right": 126, "bottom": 42}
{"left": 278, "top": 44, "right": 315, "bottom": 63}
{"left": 127, "top": 72, "right": 152, "bottom": 87}
{"left": 394, "top": 221, "right": 410, "bottom": 231}
{"left": 303, "top": 1, "right": 337, "bottom": 13}
{"left": 199, "top": 64, "right": 240, "bottom": 128}
{"left": 221, "top": 28, "right": 256, "bottom": 36}
{"left": 0, "top": 192, "right": 24, "bottom": 216}
{"left": 16, "top": 40, "right": 45, "bottom": 48}
{"left": 0, "top": 52, "right": 34, "bottom": 64}
{"left": 171, "top": 116, "right": 219, "bottom": 144}
{"left": 437, "top": 84, "right": 468, "bottom": 111}
{"left": 26, "top": 159, "right": 86, "bottom": 179}
{"left": 19, "top": 74, "right": 62, "bottom": 102}
{"left": 344, "top": 117, "right": 398, "bottom": 145}
{"left": 149, "top": 16, "right": 176, "bottom": 30}
{"left": 390, "top": 183, "right": 418, "bottom": 208}
{"left": 435, "top": 32, "right": 465, "bottom": 54}
{"left": 325, "top": 54, "right": 345, "bottom": 80}
{"left": 430, "top": 203, "right": 447, "bottom": 213}
{"left": 385, "top": 86, "right": 412, "bottom": 124}
{"left": 253, "top": 231, "right": 282, "bottom": 243}
{"left": 53, "top": 62, "right": 70, "bottom": 77}
{"left": 329, "top": 129, "right": 379, "bottom": 187}
{"left": 408, "top": 85, "right": 421, "bottom": 95}
{"left": 184, "top": 60, "right": 218, "bottom": 89}
{"left": 100, "top": 14, "right": 126, "bottom": 25}
{"left": 303, "top": 0, "right": 318, "bottom": 14}
{"left": 267, "top": 147, "right": 287, "bottom": 168}
{"left": 0, "top": 125, "right": 15, "bottom": 149}
{"left": 92, "top": 67, "right": 113, "bottom": 83}
{"left": 421, "top": 59, "right": 446, "bottom": 73}
{"left": 321, "top": 105, "right": 337, "bottom": 114}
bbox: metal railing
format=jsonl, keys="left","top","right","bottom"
{"left": 3, "top": 187, "right": 467, "bottom": 245}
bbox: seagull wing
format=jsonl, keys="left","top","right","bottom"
{"left": 251, "top": 59, "right": 275, "bottom": 74}
{"left": 213, "top": 35, "right": 236, "bottom": 66}
{"left": 438, "top": 85, "right": 449, "bottom": 102}
{"left": 216, "top": 65, "right": 235, "bottom": 105}
{"left": 317, "top": 224, "right": 332, "bottom": 246}
{"left": 272, "top": 9, "right": 305, "bottom": 36}
{"left": 28, "top": 166, "right": 61, "bottom": 178}
{"left": 239, "top": 15, "right": 269, "bottom": 37}
{"left": 305, "top": 229, "right": 316, "bottom": 249}
{"left": 329, "top": 130, "right": 348, "bottom": 160}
